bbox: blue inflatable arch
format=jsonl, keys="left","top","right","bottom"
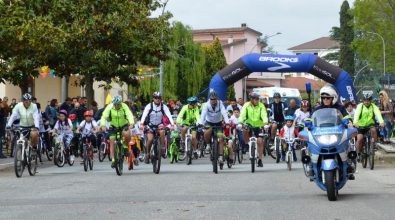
{"left": 209, "top": 53, "right": 356, "bottom": 103}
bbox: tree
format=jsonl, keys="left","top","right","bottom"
{"left": 134, "top": 22, "right": 206, "bottom": 101}
{"left": 339, "top": 0, "right": 355, "bottom": 76}
{"left": 353, "top": 0, "right": 395, "bottom": 74}
{"left": 202, "top": 38, "right": 228, "bottom": 97}
{"left": 327, "top": 1, "right": 354, "bottom": 74}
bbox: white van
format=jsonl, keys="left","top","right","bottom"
{"left": 253, "top": 87, "right": 302, "bottom": 106}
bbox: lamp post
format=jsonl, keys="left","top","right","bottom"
{"left": 243, "top": 32, "right": 282, "bottom": 101}
{"left": 159, "top": 0, "right": 169, "bottom": 95}
{"left": 365, "top": 31, "right": 385, "bottom": 77}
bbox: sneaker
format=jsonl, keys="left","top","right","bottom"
{"left": 144, "top": 156, "right": 150, "bottom": 164}
{"left": 70, "top": 155, "right": 75, "bottom": 162}
{"left": 111, "top": 161, "right": 116, "bottom": 168}
{"left": 257, "top": 159, "right": 263, "bottom": 167}
{"left": 134, "top": 159, "right": 139, "bottom": 166}
{"left": 219, "top": 155, "right": 224, "bottom": 164}
{"left": 193, "top": 150, "right": 198, "bottom": 159}
{"left": 349, "top": 174, "right": 355, "bottom": 180}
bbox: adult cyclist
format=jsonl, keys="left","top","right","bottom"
{"left": 199, "top": 90, "right": 230, "bottom": 166}
{"left": 6, "top": 93, "right": 40, "bottom": 148}
{"left": 100, "top": 95, "right": 135, "bottom": 168}
{"left": 238, "top": 92, "right": 268, "bottom": 167}
{"left": 176, "top": 96, "right": 200, "bottom": 161}
{"left": 353, "top": 93, "right": 384, "bottom": 160}
{"left": 140, "top": 92, "right": 174, "bottom": 164}
{"left": 268, "top": 92, "right": 286, "bottom": 144}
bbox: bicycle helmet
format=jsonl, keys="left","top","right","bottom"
{"left": 59, "top": 109, "right": 68, "bottom": 117}
{"left": 69, "top": 113, "right": 77, "bottom": 120}
{"left": 320, "top": 85, "right": 338, "bottom": 105}
{"left": 284, "top": 115, "right": 294, "bottom": 122}
{"left": 187, "top": 96, "right": 198, "bottom": 104}
{"left": 112, "top": 95, "right": 122, "bottom": 105}
{"left": 301, "top": 100, "right": 309, "bottom": 107}
{"left": 22, "top": 93, "right": 32, "bottom": 101}
{"left": 153, "top": 91, "right": 162, "bottom": 99}
{"left": 84, "top": 111, "right": 93, "bottom": 117}
{"left": 208, "top": 90, "right": 218, "bottom": 100}
{"left": 249, "top": 92, "right": 260, "bottom": 99}
{"left": 273, "top": 92, "right": 281, "bottom": 98}
{"left": 363, "top": 92, "right": 373, "bottom": 100}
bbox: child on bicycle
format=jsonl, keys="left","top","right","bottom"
{"left": 279, "top": 115, "right": 299, "bottom": 162}
{"left": 52, "top": 110, "right": 75, "bottom": 161}
{"left": 76, "top": 111, "right": 98, "bottom": 161}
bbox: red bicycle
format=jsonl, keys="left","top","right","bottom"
{"left": 82, "top": 135, "right": 94, "bottom": 172}
{"left": 99, "top": 132, "right": 111, "bottom": 162}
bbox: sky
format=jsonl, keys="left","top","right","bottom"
{"left": 161, "top": 0, "right": 355, "bottom": 54}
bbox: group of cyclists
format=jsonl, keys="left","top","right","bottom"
{"left": 2, "top": 82, "right": 387, "bottom": 177}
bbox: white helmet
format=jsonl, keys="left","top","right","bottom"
{"left": 320, "top": 85, "right": 338, "bottom": 105}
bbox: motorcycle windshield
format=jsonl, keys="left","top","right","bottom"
{"left": 311, "top": 108, "right": 343, "bottom": 128}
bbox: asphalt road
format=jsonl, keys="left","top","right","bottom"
{"left": 0, "top": 154, "right": 394, "bottom": 220}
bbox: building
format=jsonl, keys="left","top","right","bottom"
{"left": 193, "top": 23, "right": 284, "bottom": 100}
{"left": 287, "top": 36, "right": 339, "bottom": 79}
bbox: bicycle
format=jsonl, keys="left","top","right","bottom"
{"left": 145, "top": 124, "right": 163, "bottom": 174}
{"left": 12, "top": 127, "right": 38, "bottom": 178}
{"left": 223, "top": 140, "right": 232, "bottom": 169}
{"left": 359, "top": 126, "right": 376, "bottom": 170}
{"left": 3, "top": 128, "right": 13, "bottom": 157}
{"left": 197, "top": 127, "right": 206, "bottom": 158}
{"left": 81, "top": 135, "right": 94, "bottom": 172}
{"left": 109, "top": 126, "right": 132, "bottom": 176}
{"left": 53, "top": 133, "right": 74, "bottom": 167}
{"left": 185, "top": 125, "right": 198, "bottom": 165}
{"left": 38, "top": 131, "right": 52, "bottom": 162}
{"left": 232, "top": 129, "right": 243, "bottom": 164}
{"left": 205, "top": 125, "right": 223, "bottom": 174}
{"left": 98, "top": 132, "right": 111, "bottom": 162}
{"left": 169, "top": 129, "right": 182, "bottom": 163}
{"left": 244, "top": 124, "right": 264, "bottom": 173}
{"left": 281, "top": 137, "right": 299, "bottom": 171}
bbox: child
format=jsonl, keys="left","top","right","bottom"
{"left": 76, "top": 111, "right": 98, "bottom": 159}
{"left": 52, "top": 110, "right": 74, "bottom": 161}
{"left": 294, "top": 100, "right": 311, "bottom": 132}
{"left": 229, "top": 107, "right": 247, "bottom": 157}
{"left": 279, "top": 115, "right": 299, "bottom": 162}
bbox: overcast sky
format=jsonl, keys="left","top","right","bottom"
{"left": 162, "top": 0, "right": 355, "bottom": 54}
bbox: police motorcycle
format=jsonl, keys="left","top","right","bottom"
{"left": 299, "top": 108, "right": 357, "bottom": 201}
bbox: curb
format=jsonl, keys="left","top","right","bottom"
{"left": 375, "top": 150, "right": 395, "bottom": 165}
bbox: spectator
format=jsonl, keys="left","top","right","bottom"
{"left": 70, "top": 102, "right": 86, "bottom": 123}
{"left": 91, "top": 100, "right": 98, "bottom": 115}
{"left": 378, "top": 90, "right": 393, "bottom": 143}
{"left": 71, "top": 97, "right": 78, "bottom": 108}
{"left": 238, "top": 98, "right": 244, "bottom": 107}
{"left": 226, "top": 98, "right": 242, "bottom": 112}
{"left": 9, "top": 98, "right": 17, "bottom": 113}
{"left": 60, "top": 97, "right": 73, "bottom": 114}
{"left": 284, "top": 98, "right": 299, "bottom": 116}
{"left": 45, "top": 99, "right": 58, "bottom": 128}
{"left": 0, "top": 99, "right": 7, "bottom": 158}
{"left": 32, "top": 97, "right": 37, "bottom": 104}
{"left": 344, "top": 101, "right": 355, "bottom": 119}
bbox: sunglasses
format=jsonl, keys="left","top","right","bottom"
{"left": 322, "top": 97, "right": 333, "bottom": 100}
{"left": 153, "top": 97, "right": 161, "bottom": 100}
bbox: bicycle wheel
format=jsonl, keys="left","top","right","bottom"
{"left": 89, "top": 147, "right": 93, "bottom": 170}
{"left": 67, "top": 149, "right": 74, "bottom": 166}
{"left": 54, "top": 145, "right": 65, "bottom": 167}
{"left": 37, "top": 139, "right": 43, "bottom": 162}
{"left": 368, "top": 141, "right": 375, "bottom": 170}
{"left": 212, "top": 138, "right": 218, "bottom": 174}
{"left": 266, "top": 137, "right": 276, "bottom": 160}
{"left": 186, "top": 138, "right": 192, "bottom": 165}
{"left": 275, "top": 138, "right": 281, "bottom": 164}
{"left": 99, "top": 142, "right": 106, "bottom": 162}
{"left": 361, "top": 140, "right": 368, "bottom": 169}
{"left": 28, "top": 148, "right": 38, "bottom": 176}
{"left": 115, "top": 143, "right": 123, "bottom": 176}
{"left": 83, "top": 144, "right": 88, "bottom": 172}
{"left": 45, "top": 143, "right": 53, "bottom": 161}
{"left": 153, "top": 137, "right": 161, "bottom": 174}
{"left": 14, "top": 144, "right": 24, "bottom": 178}
{"left": 287, "top": 152, "right": 292, "bottom": 171}
{"left": 250, "top": 142, "right": 256, "bottom": 173}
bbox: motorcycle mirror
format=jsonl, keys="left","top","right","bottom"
{"left": 305, "top": 120, "right": 313, "bottom": 130}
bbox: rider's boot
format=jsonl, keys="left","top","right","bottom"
{"left": 257, "top": 158, "right": 263, "bottom": 167}
{"left": 292, "top": 148, "right": 297, "bottom": 162}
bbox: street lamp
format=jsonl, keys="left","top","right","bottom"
{"left": 365, "top": 31, "right": 386, "bottom": 77}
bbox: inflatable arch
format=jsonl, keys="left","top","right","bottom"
{"left": 209, "top": 53, "right": 356, "bottom": 103}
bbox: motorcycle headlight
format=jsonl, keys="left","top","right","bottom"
{"left": 316, "top": 135, "right": 338, "bottom": 145}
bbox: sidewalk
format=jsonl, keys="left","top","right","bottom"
{"left": 375, "top": 138, "right": 395, "bottom": 164}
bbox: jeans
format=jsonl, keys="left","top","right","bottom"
{"left": 383, "top": 118, "right": 393, "bottom": 139}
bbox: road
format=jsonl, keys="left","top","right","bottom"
{"left": 0, "top": 154, "right": 394, "bottom": 220}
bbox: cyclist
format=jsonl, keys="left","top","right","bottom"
{"left": 238, "top": 92, "right": 268, "bottom": 167}
{"left": 6, "top": 93, "right": 40, "bottom": 149}
{"left": 199, "top": 90, "right": 229, "bottom": 166}
{"left": 76, "top": 111, "right": 99, "bottom": 161}
{"left": 268, "top": 92, "right": 287, "bottom": 144}
{"left": 294, "top": 100, "right": 310, "bottom": 132}
{"left": 354, "top": 93, "right": 384, "bottom": 159}
{"left": 100, "top": 95, "right": 135, "bottom": 168}
{"left": 140, "top": 92, "right": 174, "bottom": 164}
{"left": 176, "top": 96, "right": 200, "bottom": 159}
{"left": 52, "top": 109, "right": 75, "bottom": 162}
{"left": 279, "top": 115, "right": 299, "bottom": 161}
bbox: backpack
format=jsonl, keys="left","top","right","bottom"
{"left": 144, "top": 103, "right": 170, "bottom": 126}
